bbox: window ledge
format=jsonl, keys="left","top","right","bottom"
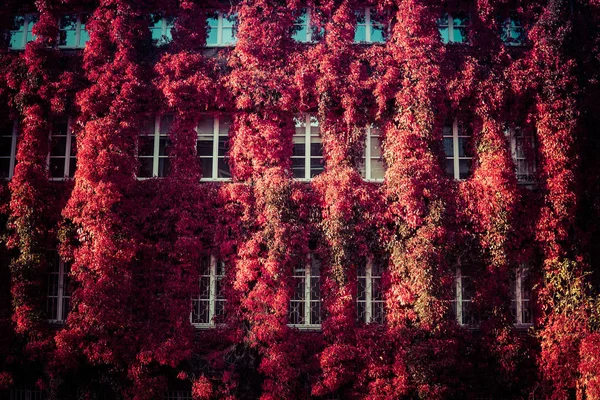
{"left": 288, "top": 324, "right": 322, "bottom": 331}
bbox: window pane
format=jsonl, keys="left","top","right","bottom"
{"left": 59, "top": 14, "right": 78, "bottom": 47}
{"left": 371, "top": 136, "right": 382, "bottom": 157}
{"left": 458, "top": 137, "right": 472, "bottom": 157}
{"left": 0, "top": 137, "right": 13, "bottom": 157}
{"left": 371, "top": 25, "right": 385, "bottom": 42}
{"left": 159, "top": 138, "right": 170, "bottom": 156}
{"left": 459, "top": 159, "right": 471, "bottom": 179}
{"left": 0, "top": 159, "right": 9, "bottom": 179}
{"left": 158, "top": 158, "right": 170, "bottom": 177}
{"left": 217, "top": 137, "right": 228, "bottom": 157}
{"left": 371, "top": 159, "right": 385, "bottom": 180}
{"left": 310, "top": 140, "right": 322, "bottom": 157}
{"left": 200, "top": 158, "right": 213, "bottom": 178}
{"left": 138, "top": 158, "right": 153, "bottom": 178}
{"left": 439, "top": 27, "right": 449, "bottom": 44}
{"left": 292, "top": 158, "right": 305, "bottom": 178}
{"left": 292, "top": 139, "right": 305, "bottom": 157}
{"left": 160, "top": 115, "right": 173, "bottom": 135}
{"left": 206, "top": 25, "right": 218, "bottom": 45}
{"left": 197, "top": 139, "right": 213, "bottom": 157}
{"left": 354, "top": 25, "right": 366, "bottom": 42}
{"left": 443, "top": 138, "right": 453, "bottom": 157}
{"left": 197, "top": 117, "right": 214, "bottom": 135}
{"left": 310, "top": 158, "right": 324, "bottom": 177}
{"left": 138, "top": 136, "right": 154, "bottom": 157}
{"left": 9, "top": 31, "right": 24, "bottom": 49}
{"left": 446, "top": 159, "right": 454, "bottom": 178}
{"left": 49, "top": 158, "right": 66, "bottom": 178}
{"left": 217, "top": 158, "right": 231, "bottom": 178}
{"left": 453, "top": 27, "right": 468, "bottom": 43}
{"left": 222, "top": 28, "right": 235, "bottom": 44}
{"left": 69, "top": 157, "right": 76, "bottom": 177}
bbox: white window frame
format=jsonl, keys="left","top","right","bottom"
{"left": 57, "top": 13, "right": 89, "bottom": 49}
{"left": 444, "top": 118, "right": 472, "bottom": 180}
{"left": 361, "top": 125, "right": 385, "bottom": 181}
{"left": 196, "top": 116, "right": 232, "bottom": 181}
{"left": 506, "top": 127, "right": 536, "bottom": 185}
{"left": 191, "top": 255, "right": 226, "bottom": 328}
{"left": 453, "top": 267, "right": 477, "bottom": 327}
{"left": 512, "top": 265, "right": 533, "bottom": 327}
{"left": 205, "top": 11, "right": 237, "bottom": 47}
{"left": 292, "top": 114, "right": 323, "bottom": 181}
{"left": 1, "top": 121, "right": 18, "bottom": 180}
{"left": 357, "top": 260, "right": 385, "bottom": 324}
{"left": 137, "top": 115, "right": 171, "bottom": 179}
{"left": 48, "top": 116, "right": 76, "bottom": 181}
{"left": 150, "top": 13, "right": 175, "bottom": 46}
{"left": 289, "top": 254, "right": 321, "bottom": 330}
{"left": 8, "top": 14, "right": 38, "bottom": 50}
{"left": 354, "top": 7, "right": 386, "bottom": 43}
{"left": 437, "top": 13, "right": 470, "bottom": 44}
{"left": 47, "top": 256, "right": 70, "bottom": 324}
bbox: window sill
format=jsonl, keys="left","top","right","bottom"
{"left": 288, "top": 324, "right": 322, "bottom": 331}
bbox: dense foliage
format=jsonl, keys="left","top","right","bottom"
{"left": 1, "top": 0, "right": 600, "bottom": 399}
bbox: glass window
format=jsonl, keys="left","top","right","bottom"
{"left": 0, "top": 121, "right": 17, "bottom": 180}
{"left": 196, "top": 116, "right": 232, "bottom": 180}
{"left": 354, "top": 8, "right": 386, "bottom": 43}
{"left": 289, "top": 254, "right": 321, "bottom": 328}
{"left": 206, "top": 11, "right": 237, "bottom": 46}
{"left": 165, "top": 391, "right": 193, "bottom": 400}
{"left": 437, "top": 12, "right": 470, "bottom": 44}
{"left": 57, "top": 14, "right": 89, "bottom": 48}
{"left": 292, "top": 8, "right": 324, "bottom": 43}
{"left": 137, "top": 115, "right": 172, "bottom": 178}
{"left": 510, "top": 265, "right": 533, "bottom": 326}
{"left": 9, "top": 14, "right": 38, "bottom": 50}
{"left": 359, "top": 125, "right": 385, "bottom": 181}
{"left": 444, "top": 118, "right": 473, "bottom": 180}
{"left": 9, "top": 387, "right": 44, "bottom": 400}
{"left": 507, "top": 127, "right": 536, "bottom": 184}
{"left": 452, "top": 268, "right": 478, "bottom": 327}
{"left": 500, "top": 13, "right": 525, "bottom": 46}
{"left": 150, "top": 13, "right": 175, "bottom": 46}
{"left": 292, "top": 115, "right": 323, "bottom": 180}
{"left": 357, "top": 260, "right": 385, "bottom": 324}
{"left": 49, "top": 117, "right": 77, "bottom": 179}
{"left": 191, "top": 256, "right": 226, "bottom": 327}
{"left": 46, "top": 252, "right": 71, "bottom": 323}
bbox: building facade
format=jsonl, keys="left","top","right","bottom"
{"left": 0, "top": 0, "right": 600, "bottom": 399}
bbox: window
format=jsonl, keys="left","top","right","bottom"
{"left": 138, "top": 115, "right": 172, "bottom": 178}
{"left": 292, "top": 9, "right": 323, "bottom": 42}
{"left": 47, "top": 253, "right": 71, "bottom": 323}
{"left": 500, "top": 13, "right": 525, "bottom": 46}
{"left": 206, "top": 11, "right": 237, "bottom": 46}
{"left": 58, "top": 14, "right": 89, "bottom": 48}
{"left": 510, "top": 265, "right": 533, "bottom": 326}
{"left": 359, "top": 125, "right": 385, "bottom": 181}
{"left": 507, "top": 127, "right": 536, "bottom": 184}
{"left": 150, "top": 13, "right": 175, "bottom": 46}
{"left": 354, "top": 8, "right": 386, "bottom": 43}
{"left": 452, "top": 268, "right": 477, "bottom": 327}
{"left": 437, "top": 13, "right": 470, "bottom": 44}
{"left": 357, "top": 260, "right": 385, "bottom": 324}
{"left": 443, "top": 118, "right": 473, "bottom": 180}
{"left": 0, "top": 121, "right": 17, "bottom": 180}
{"left": 289, "top": 255, "right": 321, "bottom": 328}
{"left": 165, "top": 391, "right": 192, "bottom": 400}
{"left": 10, "top": 387, "right": 44, "bottom": 400}
{"left": 8, "top": 15, "right": 38, "bottom": 50}
{"left": 292, "top": 115, "right": 323, "bottom": 180}
{"left": 191, "top": 256, "right": 226, "bottom": 327}
{"left": 196, "top": 116, "right": 232, "bottom": 180}
{"left": 48, "top": 117, "right": 77, "bottom": 179}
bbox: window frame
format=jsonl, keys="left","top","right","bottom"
{"left": 444, "top": 118, "right": 472, "bottom": 180}
{"left": 205, "top": 11, "right": 237, "bottom": 47}
{"left": 46, "top": 254, "right": 71, "bottom": 324}
{"left": 437, "top": 12, "right": 470, "bottom": 44}
{"left": 48, "top": 116, "right": 76, "bottom": 181}
{"left": 191, "top": 255, "right": 226, "bottom": 328}
{"left": 354, "top": 7, "right": 387, "bottom": 43}
{"left": 288, "top": 254, "right": 322, "bottom": 330}
{"left": 196, "top": 115, "right": 232, "bottom": 181}
{"left": 137, "top": 114, "right": 172, "bottom": 179}
{"left": 57, "top": 13, "right": 89, "bottom": 49}
{"left": 149, "top": 13, "right": 175, "bottom": 46}
{"left": 500, "top": 13, "right": 525, "bottom": 47}
{"left": 1, "top": 121, "right": 18, "bottom": 180}
{"left": 356, "top": 259, "right": 385, "bottom": 324}
{"left": 8, "top": 14, "right": 38, "bottom": 50}
{"left": 165, "top": 391, "right": 193, "bottom": 400}
{"left": 292, "top": 114, "right": 323, "bottom": 181}
{"left": 360, "top": 125, "right": 385, "bottom": 181}
{"left": 452, "top": 267, "right": 477, "bottom": 327}
{"left": 9, "top": 387, "right": 44, "bottom": 400}
{"left": 511, "top": 264, "right": 533, "bottom": 328}
{"left": 507, "top": 126, "right": 536, "bottom": 185}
